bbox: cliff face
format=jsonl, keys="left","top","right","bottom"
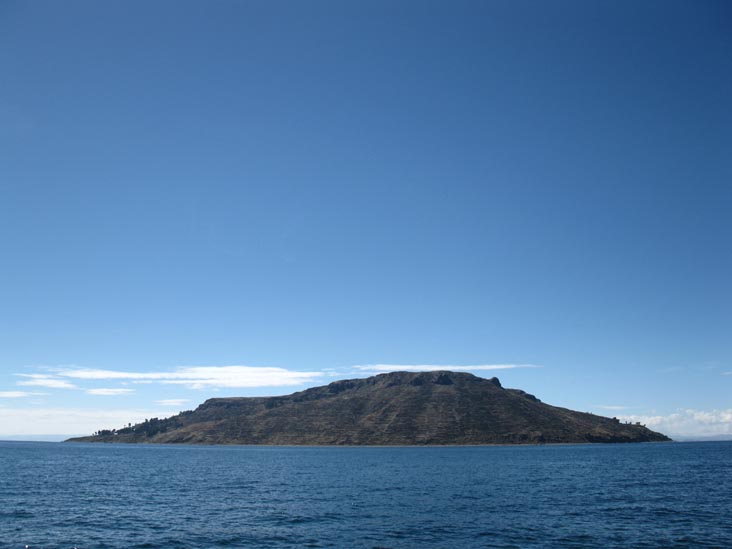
{"left": 67, "top": 371, "right": 670, "bottom": 445}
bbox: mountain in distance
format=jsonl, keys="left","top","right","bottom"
{"left": 67, "top": 371, "right": 670, "bottom": 445}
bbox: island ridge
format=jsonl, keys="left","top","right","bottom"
{"left": 67, "top": 371, "right": 670, "bottom": 445}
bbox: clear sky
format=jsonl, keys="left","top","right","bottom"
{"left": 1, "top": 0, "right": 730, "bottom": 439}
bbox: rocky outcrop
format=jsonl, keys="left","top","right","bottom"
{"left": 67, "top": 371, "right": 670, "bottom": 445}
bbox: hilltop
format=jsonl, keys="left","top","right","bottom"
{"left": 67, "top": 371, "right": 670, "bottom": 445}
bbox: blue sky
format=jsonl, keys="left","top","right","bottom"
{"left": 1, "top": 0, "right": 730, "bottom": 438}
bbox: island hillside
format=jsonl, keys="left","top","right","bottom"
{"left": 66, "top": 371, "right": 670, "bottom": 445}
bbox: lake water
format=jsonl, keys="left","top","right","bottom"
{"left": 1, "top": 441, "right": 730, "bottom": 548}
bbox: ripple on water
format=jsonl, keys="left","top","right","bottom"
{"left": 1, "top": 442, "right": 731, "bottom": 548}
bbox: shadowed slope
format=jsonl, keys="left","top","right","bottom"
{"left": 67, "top": 371, "right": 670, "bottom": 445}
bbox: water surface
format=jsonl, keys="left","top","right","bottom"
{"left": 1, "top": 441, "right": 730, "bottom": 548}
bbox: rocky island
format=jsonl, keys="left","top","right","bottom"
{"left": 67, "top": 371, "right": 670, "bottom": 445}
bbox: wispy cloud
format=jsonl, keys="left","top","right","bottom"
{"left": 657, "top": 366, "right": 685, "bottom": 374}
{"left": 58, "top": 365, "right": 323, "bottom": 389}
{"left": 354, "top": 364, "right": 540, "bottom": 373}
{"left": 0, "top": 407, "right": 169, "bottom": 436}
{"left": 595, "top": 405, "right": 630, "bottom": 411}
{"left": 16, "top": 374, "right": 77, "bottom": 389}
{"left": 86, "top": 388, "right": 134, "bottom": 396}
{"left": 618, "top": 409, "right": 732, "bottom": 438}
{"left": 20, "top": 363, "right": 538, "bottom": 396}
{"left": 0, "top": 391, "right": 44, "bottom": 398}
{"left": 156, "top": 399, "right": 190, "bottom": 406}
{"left": 659, "top": 363, "right": 725, "bottom": 374}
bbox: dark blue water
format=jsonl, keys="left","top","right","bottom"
{"left": 1, "top": 441, "right": 730, "bottom": 548}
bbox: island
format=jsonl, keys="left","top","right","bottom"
{"left": 66, "top": 371, "right": 670, "bottom": 445}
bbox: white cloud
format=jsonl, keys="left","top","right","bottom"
{"left": 86, "top": 388, "right": 134, "bottom": 396}
{"left": 36, "top": 363, "right": 538, "bottom": 393}
{"left": 354, "top": 364, "right": 540, "bottom": 373}
{"left": 0, "top": 407, "right": 168, "bottom": 436}
{"left": 618, "top": 409, "right": 732, "bottom": 438}
{"left": 156, "top": 399, "right": 190, "bottom": 406}
{"left": 0, "top": 391, "right": 43, "bottom": 398}
{"left": 15, "top": 374, "right": 77, "bottom": 389}
{"left": 595, "top": 405, "right": 630, "bottom": 411}
{"left": 58, "top": 365, "right": 323, "bottom": 389}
